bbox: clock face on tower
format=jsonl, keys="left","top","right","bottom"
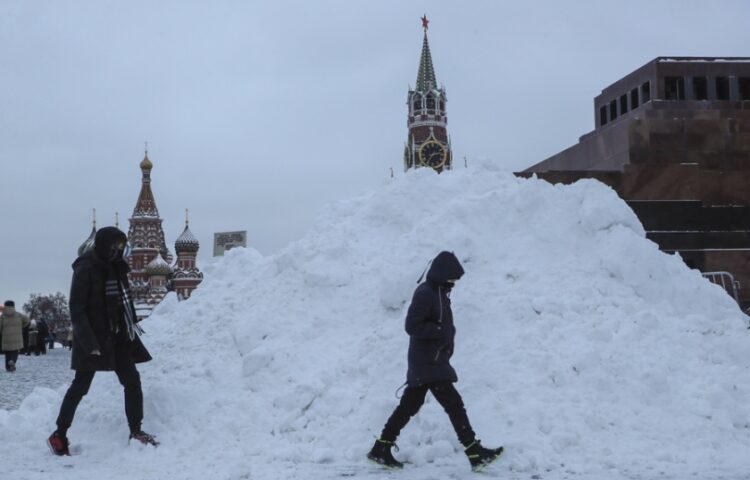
{"left": 418, "top": 140, "right": 447, "bottom": 169}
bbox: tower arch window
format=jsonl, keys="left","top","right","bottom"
{"left": 425, "top": 93, "right": 436, "bottom": 112}
{"left": 412, "top": 94, "right": 421, "bottom": 112}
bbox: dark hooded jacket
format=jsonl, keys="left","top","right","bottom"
{"left": 69, "top": 228, "right": 151, "bottom": 371}
{"left": 405, "top": 251, "right": 465, "bottom": 387}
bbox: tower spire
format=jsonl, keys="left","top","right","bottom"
{"left": 416, "top": 15, "right": 437, "bottom": 92}
{"left": 134, "top": 150, "right": 157, "bottom": 217}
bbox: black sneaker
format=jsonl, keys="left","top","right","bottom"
{"left": 367, "top": 438, "right": 404, "bottom": 469}
{"left": 129, "top": 430, "right": 159, "bottom": 446}
{"left": 47, "top": 431, "right": 70, "bottom": 456}
{"left": 465, "top": 440, "right": 503, "bottom": 472}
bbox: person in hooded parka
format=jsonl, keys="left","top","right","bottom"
{"left": 47, "top": 227, "right": 159, "bottom": 456}
{"left": 367, "top": 251, "right": 504, "bottom": 472}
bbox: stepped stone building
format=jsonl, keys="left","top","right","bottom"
{"left": 519, "top": 57, "right": 750, "bottom": 307}
{"left": 404, "top": 16, "right": 453, "bottom": 173}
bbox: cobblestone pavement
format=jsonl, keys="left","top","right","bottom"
{"left": 0, "top": 348, "right": 73, "bottom": 410}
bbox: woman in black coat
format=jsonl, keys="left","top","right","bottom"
{"left": 368, "top": 251, "right": 503, "bottom": 472}
{"left": 47, "top": 227, "right": 157, "bottom": 456}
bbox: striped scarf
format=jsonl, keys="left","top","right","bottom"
{"left": 105, "top": 270, "right": 143, "bottom": 341}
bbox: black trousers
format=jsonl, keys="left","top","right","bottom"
{"left": 56, "top": 341, "right": 143, "bottom": 434}
{"left": 381, "top": 381, "right": 476, "bottom": 446}
{"left": 4, "top": 350, "right": 19, "bottom": 371}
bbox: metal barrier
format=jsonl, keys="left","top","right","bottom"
{"left": 702, "top": 271, "right": 741, "bottom": 305}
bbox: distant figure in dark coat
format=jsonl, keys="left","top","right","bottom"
{"left": 47, "top": 227, "right": 158, "bottom": 456}
{"left": 36, "top": 319, "right": 49, "bottom": 355}
{"left": 368, "top": 251, "right": 503, "bottom": 472}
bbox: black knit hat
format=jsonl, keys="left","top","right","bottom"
{"left": 4, "top": 300, "right": 14, "bottom": 307}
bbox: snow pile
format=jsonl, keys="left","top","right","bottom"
{"left": 2, "top": 160, "right": 749, "bottom": 480}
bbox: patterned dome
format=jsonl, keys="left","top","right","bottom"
{"left": 175, "top": 224, "right": 199, "bottom": 253}
{"left": 145, "top": 254, "right": 172, "bottom": 276}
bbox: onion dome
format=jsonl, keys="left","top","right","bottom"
{"left": 78, "top": 211, "right": 97, "bottom": 256}
{"left": 140, "top": 151, "right": 153, "bottom": 170}
{"left": 78, "top": 226, "right": 96, "bottom": 257}
{"left": 175, "top": 213, "right": 199, "bottom": 253}
{"left": 145, "top": 254, "right": 172, "bottom": 276}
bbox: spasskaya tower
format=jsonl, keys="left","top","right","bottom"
{"left": 404, "top": 15, "right": 452, "bottom": 173}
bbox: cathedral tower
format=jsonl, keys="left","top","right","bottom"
{"left": 127, "top": 150, "right": 171, "bottom": 304}
{"left": 404, "top": 15, "right": 452, "bottom": 172}
{"left": 172, "top": 210, "right": 203, "bottom": 300}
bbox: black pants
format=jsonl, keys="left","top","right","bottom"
{"left": 4, "top": 350, "right": 19, "bottom": 371}
{"left": 56, "top": 342, "right": 143, "bottom": 434}
{"left": 381, "top": 382, "right": 476, "bottom": 446}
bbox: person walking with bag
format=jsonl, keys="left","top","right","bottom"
{"left": 47, "top": 227, "right": 158, "bottom": 456}
{"left": 367, "top": 251, "right": 503, "bottom": 472}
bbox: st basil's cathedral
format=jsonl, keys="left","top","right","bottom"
{"left": 78, "top": 150, "right": 203, "bottom": 318}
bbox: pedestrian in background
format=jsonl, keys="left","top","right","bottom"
{"left": 0, "top": 300, "right": 31, "bottom": 372}
{"left": 37, "top": 319, "right": 49, "bottom": 355}
{"left": 27, "top": 319, "right": 38, "bottom": 356}
{"left": 21, "top": 321, "right": 30, "bottom": 355}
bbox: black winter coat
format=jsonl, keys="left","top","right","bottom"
{"left": 405, "top": 251, "right": 465, "bottom": 387}
{"left": 69, "top": 250, "right": 152, "bottom": 371}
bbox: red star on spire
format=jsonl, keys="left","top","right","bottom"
{"left": 421, "top": 14, "right": 429, "bottom": 31}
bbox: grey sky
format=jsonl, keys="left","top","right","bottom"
{"left": 2, "top": 1, "right": 750, "bottom": 307}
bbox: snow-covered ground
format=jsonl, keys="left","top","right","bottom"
{"left": 2, "top": 160, "right": 749, "bottom": 479}
{"left": 0, "top": 349, "right": 72, "bottom": 410}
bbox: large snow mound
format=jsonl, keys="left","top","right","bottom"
{"left": 2, "top": 160, "right": 749, "bottom": 480}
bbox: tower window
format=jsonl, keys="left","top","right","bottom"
{"left": 412, "top": 95, "right": 421, "bottom": 112}
{"left": 739, "top": 77, "right": 750, "bottom": 100}
{"left": 619, "top": 94, "right": 628, "bottom": 114}
{"left": 716, "top": 77, "right": 730, "bottom": 100}
{"left": 641, "top": 81, "right": 651, "bottom": 103}
{"left": 630, "top": 87, "right": 639, "bottom": 109}
{"left": 609, "top": 99, "right": 617, "bottom": 121}
{"left": 665, "top": 77, "right": 685, "bottom": 100}
{"left": 425, "top": 94, "right": 436, "bottom": 111}
{"left": 599, "top": 105, "right": 608, "bottom": 126}
{"left": 692, "top": 76, "right": 708, "bottom": 100}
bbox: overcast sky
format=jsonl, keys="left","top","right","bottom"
{"left": 2, "top": 0, "right": 750, "bottom": 307}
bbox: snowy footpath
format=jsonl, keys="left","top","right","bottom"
{"left": 0, "top": 348, "right": 72, "bottom": 410}
{"left": 2, "top": 161, "right": 749, "bottom": 480}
